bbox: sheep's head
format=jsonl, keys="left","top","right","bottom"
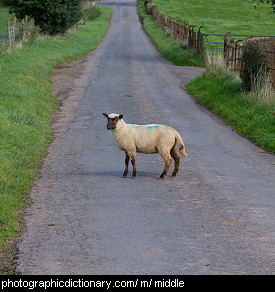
{"left": 102, "top": 113, "right": 123, "bottom": 130}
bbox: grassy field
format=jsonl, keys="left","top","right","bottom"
{"left": 153, "top": 0, "right": 275, "bottom": 53}
{"left": 153, "top": 0, "right": 275, "bottom": 36}
{"left": 0, "top": 6, "right": 112, "bottom": 273}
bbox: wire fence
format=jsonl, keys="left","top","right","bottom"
{"left": 0, "top": 15, "right": 40, "bottom": 52}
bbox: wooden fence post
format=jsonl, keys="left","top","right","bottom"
{"left": 196, "top": 26, "right": 204, "bottom": 54}
{"left": 236, "top": 41, "right": 242, "bottom": 75}
{"left": 12, "top": 16, "right": 16, "bottom": 46}
{"left": 224, "top": 32, "right": 231, "bottom": 65}
{"left": 229, "top": 39, "right": 235, "bottom": 71}
{"left": 192, "top": 26, "right": 196, "bottom": 50}
{"left": 188, "top": 25, "right": 193, "bottom": 48}
{"left": 22, "top": 15, "right": 28, "bottom": 42}
{"left": 7, "top": 20, "right": 10, "bottom": 48}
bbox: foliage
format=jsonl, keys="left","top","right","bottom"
{"left": 144, "top": 0, "right": 157, "bottom": 15}
{"left": 82, "top": 5, "right": 102, "bottom": 22}
{"left": 240, "top": 37, "right": 274, "bottom": 91}
{"left": 263, "top": 0, "right": 275, "bottom": 12}
{"left": 3, "top": 0, "right": 82, "bottom": 35}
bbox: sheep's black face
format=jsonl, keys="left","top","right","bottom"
{"left": 106, "top": 117, "right": 118, "bottom": 130}
{"left": 102, "top": 113, "right": 123, "bottom": 130}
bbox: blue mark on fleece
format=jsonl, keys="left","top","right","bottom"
{"left": 147, "top": 125, "right": 158, "bottom": 129}
{"left": 129, "top": 124, "right": 159, "bottom": 129}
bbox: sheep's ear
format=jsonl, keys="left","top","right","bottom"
{"left": 119, "top": 114, "right": 123, "bottom": 119}
{"left": 102, "top": 113, "right": 108, "bottom": 118}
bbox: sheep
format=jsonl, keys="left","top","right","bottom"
{"left": 102, "top": 113, "right": 187, "bottom": 179}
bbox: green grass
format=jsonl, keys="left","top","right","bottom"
{"left": 153, "top": 0, "right": 275, "bottom": 53}
{"left": 153, "top": 0, "right": 275, "bottom": 36}
{"left": 137, "top": 0, "right": 204, "bottom": 66}
{"left": 0, "top": 7, "right": 12, "bottom": 40}
{"left": 0, "top": 6, "right": 112, "bottom": 273}
{"left": 0, "top": 7, "right": 11, "bottom": 26}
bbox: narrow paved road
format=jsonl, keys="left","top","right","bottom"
{"left": 16, "top": 0, "right": 274, "bottom": 274}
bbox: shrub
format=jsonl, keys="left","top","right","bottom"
{"left": 240, "top": 37, "right": 274, "bottom": 91}
{"left": 82, "top": 5, "right": 102, "bottom": 22}
{"left": 4, "top": 0, "right": 82, "bottom": 35}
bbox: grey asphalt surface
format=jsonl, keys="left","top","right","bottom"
{"left": 16, "top": 0, "right": 275, "bottom": 274}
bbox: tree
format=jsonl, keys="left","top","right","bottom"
{"left": 4, "top": 0, "right": 82, "bottom": 35}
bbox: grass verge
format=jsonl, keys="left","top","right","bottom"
{"left": 137, "top": 0, "right": 204, "bottom": 66}
{"left": 0, "top": 6, "right": 112, "bottom": 274}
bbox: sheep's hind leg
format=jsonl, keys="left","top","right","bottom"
{"left": 159, "top": 150, "right": 172, "bottom": 180}
{"left": 123, "top": 152, "right": 130, "bottom": 178}
{"left": 170, "top": 144, "right": 180, "bottom": 177}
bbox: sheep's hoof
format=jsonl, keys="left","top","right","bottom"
{"left": 158, "top": 177, "right": 163, "bottom": 180}
{"left": 131, "top": 176, "right": 136, "bottom": 179}
{"left": 159, "top": 172, "right": 166, "bottom": 179}
{"left": 122, "top": 175, "right": 127, "bottom": 178}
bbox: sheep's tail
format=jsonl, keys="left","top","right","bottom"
{"left": 175, "top": 131, "right": 187, "bottom": 158}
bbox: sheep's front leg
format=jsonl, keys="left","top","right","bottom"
{"left": 127, "top": 150, "right": 137, "bottom": 179}
{"left": 131, "top": 158, "right": 137, "bottom": 179}
{"left": 123, "top": 152, "right": 130, "bottom": 178}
